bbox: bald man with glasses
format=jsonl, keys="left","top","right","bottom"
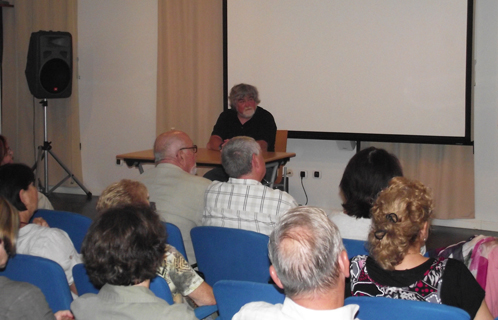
{"left": 140, "top": 130, "right": 211, "bottom": 263}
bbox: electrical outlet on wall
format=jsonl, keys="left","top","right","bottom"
{"left": 286, "top": 168, "right": 294, "bottom": 177}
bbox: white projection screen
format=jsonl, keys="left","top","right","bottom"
{"left": 225, "top": 0, "right": 473, "bottom": 144}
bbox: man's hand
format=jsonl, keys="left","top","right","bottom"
{"left": 32, "top": 217, "right": 49, "bottom": 227}
{"left": 54, "top": 310, "right": 74, "bottom": 320}
{"left": 207, "top": 135, "right": 224, "bottom": 151}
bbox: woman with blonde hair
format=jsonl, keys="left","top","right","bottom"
{"left": 96, "top": 179, "right": 148, "bottom": 212}
{"left": 0, "top": 196, "right": 73, "bottom": 319}
{"left": 348, "top": 177, "right": 492, "bottom": 320}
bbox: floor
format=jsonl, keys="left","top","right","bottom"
{"left": 46, "top": 193, "right": 498, "bottom": 251}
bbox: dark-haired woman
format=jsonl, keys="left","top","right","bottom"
{"left": 0, "top": 135, "right": 53, "bottom": 210}
{"left": 328, "top": 147, "right": 403, "bottom": 240}
{"left": 348, "top": 177, "right": 492, "bottom": 320}
{"left": 71, "top": 205, "right": 196, "bottom": 319}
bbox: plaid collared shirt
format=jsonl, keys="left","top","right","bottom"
{"left": 202, "top": 178, "right": 298, "bottom": 235}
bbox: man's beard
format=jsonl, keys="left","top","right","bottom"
{"left": 239, "top": 108, "right": 255, "bottom": 119}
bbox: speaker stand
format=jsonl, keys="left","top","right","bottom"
{"left": 33, "top": 99, "right": 92, "bottom": 199}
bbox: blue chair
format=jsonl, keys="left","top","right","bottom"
{"left": 191, "top": 226, "right": 271, "bottom": 286}
{"left": 31, "top": 209, "right": 93, "bottom": 253}
{"left": 342, "top": 238, "right": 369, "bottom": 259}
{"left": 0, "top": 254, "right": 73, "bottom": 312}
{"left": 345, "top": 296, "right": 470, "bottom": 320}
{"left": 163, "top": 222, "right": 188, "bottom": 262}
{"left": 213, "top": 280, "right": 285, "bottom": 320}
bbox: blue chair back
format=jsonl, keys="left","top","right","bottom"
{"left": 345, "top": 296, "right": 470, "bottom": 320}
{"left": 32, "top": 209, "right": 93, "bottom": 253}
{"left": 213, "top": 280, "right": 285, "bottom": 320}
{"left": 163, "top": 222, "right": 188, "bottom": 262}
{"left": 72, "top": 263, "right": 174, "bottom": 305}
{"left": 0, "top": 254, "right": 73, "bottom": 312}
{"left": 191, "top": 226, "right": 271, "bottom": 286}
{"left": 343, "top": 238, "right": 369, "bottom": 259}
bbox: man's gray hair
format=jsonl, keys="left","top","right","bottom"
{"left": 269, "top": 206, "right": 345, "bottom": 298}
{"left": 221, "top": 136, "right": 260, "bottom": 178}
{"left": 229, "top": 83, "right": 261, "bottom": 109}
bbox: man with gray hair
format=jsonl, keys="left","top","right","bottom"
{"left": 234, "top": 206, "right": 359, "bottom": 320}
{"left": 140, "top": 130, "right": 211, "bottom": 263}
{"left": 202, "top": 136, "right": 297, "bottom": 235}
{"left": 205, "top": 83, "right": 277, "bottom": 182}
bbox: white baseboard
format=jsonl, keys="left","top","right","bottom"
{"left": 432, "top": 218, "right": 498, "bottom": 232}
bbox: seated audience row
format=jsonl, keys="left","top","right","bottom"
{"left": 140, "top": 131, "right": 298, "bottom": 265}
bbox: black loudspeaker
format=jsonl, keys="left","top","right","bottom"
{"left": 25, "top": 31, "right": 72, "bottom": 99}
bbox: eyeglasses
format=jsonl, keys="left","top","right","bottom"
{"left": 178, "top": 145, "right": 197, "bottom": 153}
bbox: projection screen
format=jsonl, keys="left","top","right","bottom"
{"left": 225, "top": 0, "right": 473, "bottom": 144}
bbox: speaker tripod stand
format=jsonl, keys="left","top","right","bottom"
{"left": 33, "top": 99, "right": 92, "bottom": 198}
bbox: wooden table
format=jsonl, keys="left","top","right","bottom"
{"left": 116, "top": 148, "right": 296, "bottom": 188}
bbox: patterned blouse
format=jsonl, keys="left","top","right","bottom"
{"left": 156, "top": 245, "right": 204, "bottom": 304}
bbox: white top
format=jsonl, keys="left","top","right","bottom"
{"left": 202, "top": 178, "right": 298, "bottom": 235}
{"left": 37, "top": 192, "right": 53, "bottom": 210}
{"left": 17, "top": 224, "right": 82, "bottom": 285}
{"left": 327, "top": 211, "right": 371, "bottom": 241}
{"left": 233, "top": 297, "right": 359, "bottom": 320}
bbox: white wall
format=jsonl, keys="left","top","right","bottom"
{"left": 77, "top": 0, "right": 158, "bottom": 194}
{"left": 76, "top": 0, "right": 498, "bottom": 231}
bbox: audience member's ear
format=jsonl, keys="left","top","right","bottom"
{"left": 338, "top": 250, "right": 350, "bottom": 278}
{"left": 420, "top": 221, "right": 429, "bottom": 242}
{"left": 19, "top": 189, "right": 29, "bottom": 206}
{"left": 269, "top": 265, "right": 284, "bottom": 289}
{"left": 251, "top": 154, "right": 259, "bottom": 169}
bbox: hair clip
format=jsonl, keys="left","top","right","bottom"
{"left": 386, "top": 213, "right": 398, "bottom": 223}
{"left": 374, "top": 230, "right": 387, "bottom": 240}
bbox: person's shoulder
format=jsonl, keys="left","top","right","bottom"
{"left": 266, "top": 187, "right": 297, "bottom": 205}
{"left": 218, "top": 108, "right": 238, "bottom": 118}
{"left": 234, "top": 301, "right": 283, "bottom": 319}
{"left": 0, "top": 277, "right": 53, "bottom": 319}
{"left": 255, "top": 106, "right": 273, "bottom": 115}
{"left": 186, "top": 173, "right": 211, "bottom": 186}
{"left": 444, "top": 257, "right": 469, "bottom": 272}
{"left": 207, "top": 180, "right": 227, "bottom": 189}
{"left": 0, "top": 276, "right": 39, "bottom": 294}
{"left": 70, "top": 292, "right": 100, "bottom": 318}
{"left": 33, "top": 225, "right": 71, "bottom": 240}
{"left": 19, "top": 224, "right": 67, "bottom": 241}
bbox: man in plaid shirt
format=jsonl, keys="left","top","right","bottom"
{"left": 202, "top": 136, "right": 297, "bottom": 235}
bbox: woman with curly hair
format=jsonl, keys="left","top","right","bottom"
{"left": 348, "top": 177, "right": 492, "bottom": 320}
{"left": 70, "top": 205, "right": 196, "bottom": 319}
